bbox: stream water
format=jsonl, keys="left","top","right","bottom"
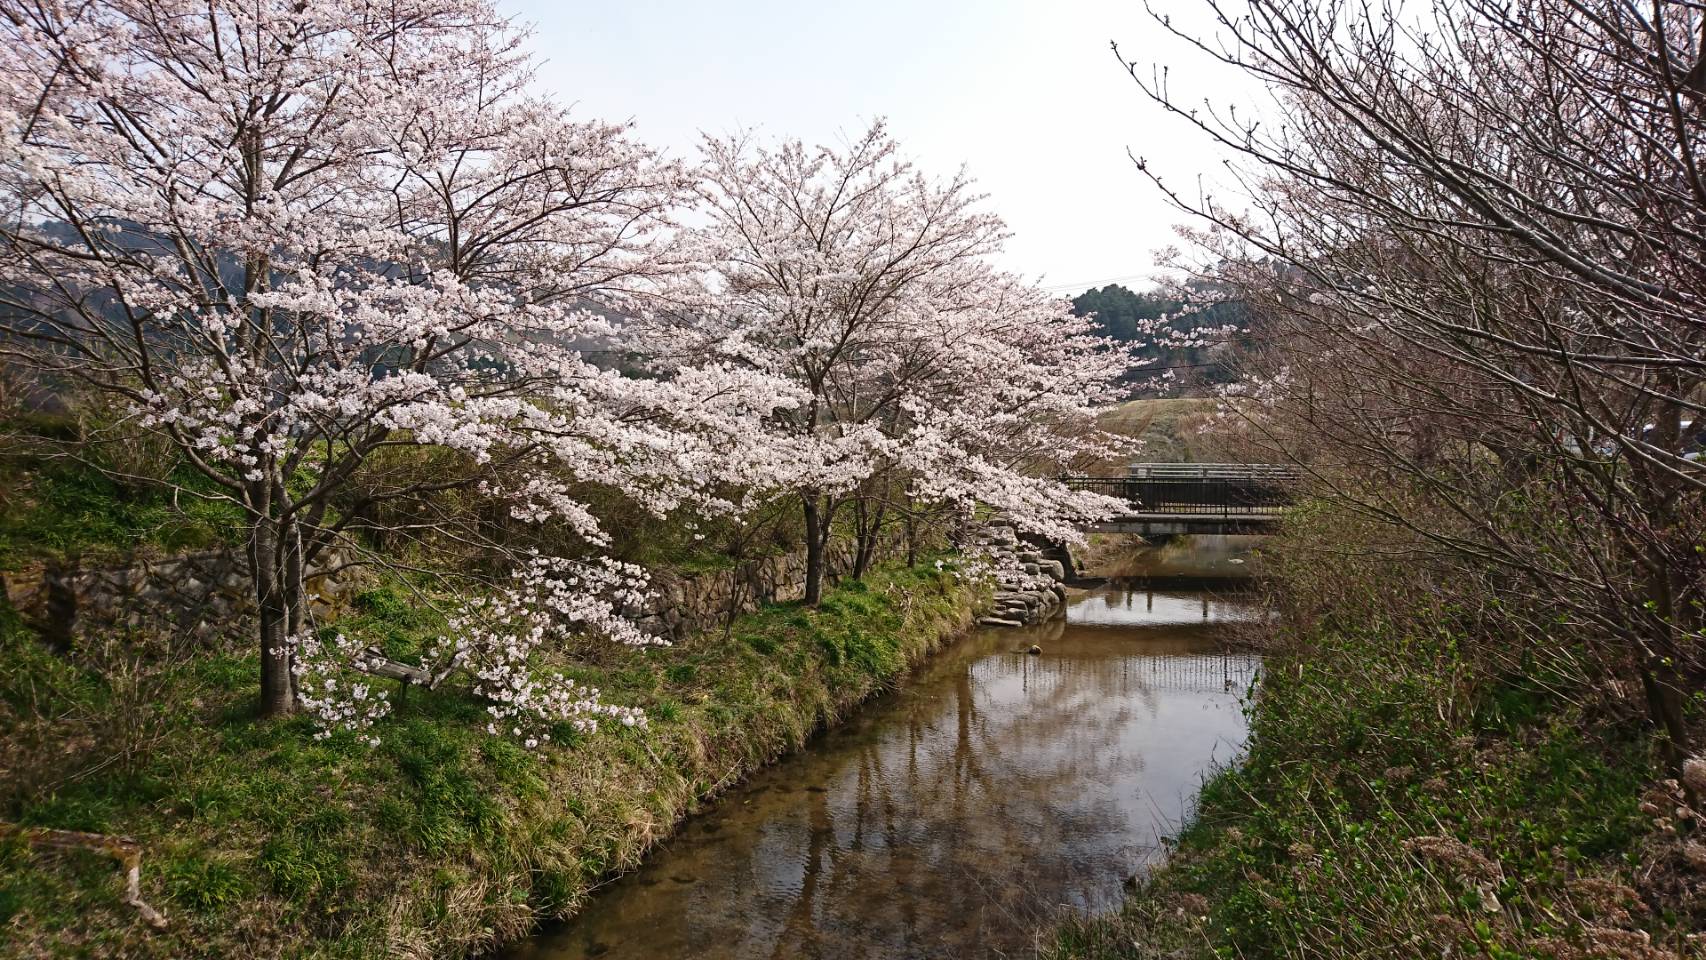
{"left": 508, "top": 583, "right": 1262, "bottom": 960}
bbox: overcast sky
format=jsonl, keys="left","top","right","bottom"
{"left": 510, "top": 0, "right": 1256, "bottom": 297}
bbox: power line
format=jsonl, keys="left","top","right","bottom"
{"left": 1038, "top": 273, "right": 1155, "bottom": 294}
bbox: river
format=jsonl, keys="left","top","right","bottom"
{"left": 507, "top": 582, "right": 1262, "bottom": 960}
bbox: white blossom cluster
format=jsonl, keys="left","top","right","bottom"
{"left": 638, "top": 122, "right": 1139, "bottom": 546}
{"left": 290, "top": 631, "right": 393, "bottom": 747}
{"left": 0, "top": 1, "right": 1141, "bottom": 749}
{"left": 448, "top": 558, "right": 652, "bottom": 746}
{"left": 1121, "top": 292, "right": 1250, "bottom": 397}
{"left": 290, "top": 558, "right": 655, "bottom": 747}
{"left": 950, "top": 539, "right": 1060, "bottom": 595}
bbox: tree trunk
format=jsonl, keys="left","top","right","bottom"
{"left": 283, "top": 523, "right": 306, "bottom": 708}
{"left": 903, "top": 485, "right": 918, "bottom": 567}
{"left": 802, "top": 492, "right": 826, "bottom": 606}
{"left": 251, "top": 515, "right": 296, "bottom": 717}
{"left": 851, "top": 496, "right": 867, "bottom": 579}
{"left": 1638, "top": 653, "right": 1692, "bottom": 771}
{"left": 1644, "top": 562, "right": 1696, "bottom": 772}
{"left": 853, "top": 495, "right": 886, "bottom": 580}
{"left": 42, "top": 556, "right": 78, "bottom": 656}
{"left": 285, "top": 523, "right": 307, "bottom": 647}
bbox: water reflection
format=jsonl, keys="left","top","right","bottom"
{"left": 508, "top": 586, "right": 1260, "bottom": 960}
{"left": 1083, "top": 533, "right": 1265, "bottom": 581}
{"left": 1069, "top": 584, "right": 1260, "bottom": 627}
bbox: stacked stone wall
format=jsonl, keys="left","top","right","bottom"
{"left": 1, "top": 547, "right": 368, "bottom": 646}
{"left": 1, "top": 537, "right": 901, "bottom": 647}
{"left": 631, "top": 536, "right": 902, "bottom": 641}
{"left": 969, "top": 523, "right": 1069, "bottom": 627}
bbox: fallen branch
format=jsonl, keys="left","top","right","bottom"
{"left": 0, "top": 823, "right": 168, "bottom": 928}
{"left": 356, "top": 648, "right": 433, "bottom": 686}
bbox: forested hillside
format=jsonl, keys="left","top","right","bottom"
{"left": 1069, "top": 282, "right": 1248, "bottom": 394}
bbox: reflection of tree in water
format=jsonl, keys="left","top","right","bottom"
{"left": 766, "top": 781, "right": 829, "bottom": 960}
{"left": 530, "top": 592, "right": 1262, "bottom": 960}
{"left": 749, "top": 626, "right": 1259, "bottom": 958}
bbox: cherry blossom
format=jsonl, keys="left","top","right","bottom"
{"left": 0, "top": 0, "right": 793, "bottom": 729}
{"left": 639, "top": 122, "right": 1135, "bottom": 602}
{"left": 0, "top": 2, "right": 1136, "bottom": 748}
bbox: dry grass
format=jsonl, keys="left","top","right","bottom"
{"left": 1089, "top": 398, "right": 1223, "bottom": 472}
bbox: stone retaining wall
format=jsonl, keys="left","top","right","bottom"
{"left": 970, "top": 523, "right": 1069, "bottom": 627}
{"left": 1, "top": 537, "right": 898, "bottom": 648}
{"left": 632, "top": 537, "right": 899, "bottom": 641}
{"left": 0, "top": 547, "right": 368, "bottom": 647}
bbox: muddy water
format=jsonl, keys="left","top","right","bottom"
{"left": 508, "top": 585, "right": 1261, "bottom": 960}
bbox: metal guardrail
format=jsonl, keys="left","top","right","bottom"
{"left": 1124, "top": 462, "right": 1301, "bottom": 481}
{"left": 1062, "top": 463, "right": 1300, "bottom": 517}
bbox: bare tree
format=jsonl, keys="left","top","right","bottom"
{"left": 1126, "top": 0, "right": 1706, "bottom": 762}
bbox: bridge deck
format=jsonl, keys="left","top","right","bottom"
{"left": 1064, "top": 463, "right": 1300, "bottom": 528}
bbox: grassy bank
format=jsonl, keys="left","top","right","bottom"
{"left": 0, "top": 561, "right": 978, "bottom": 958}
{"left": 1045, "top": 514, "right": 1702, "bottom": 960}
{"left": 0, "top": 439, "right": 242, "bottom": 570}
{"left": 1094, "top": 398, "right": 1220, "bottom": 467}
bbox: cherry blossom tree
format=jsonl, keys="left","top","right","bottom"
{"left": 0, "top": 0, "right": 799, "bottom": 726}
{"left": 642, "top": 123, "right": 1133, "bottom": 603}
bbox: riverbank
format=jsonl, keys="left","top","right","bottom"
{"left": 0, "top": 560, "right": 979, "bottom": 958}
{"left": 1042, "top": 520, "right": 1701, "bottom": 960}
{"left": 509, "top": 584, "right": 1261, "bottom": 959}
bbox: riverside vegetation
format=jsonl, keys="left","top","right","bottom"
{"left": 0, "top": 434, "right": 982, "bottom": 957}
{"left": 1046, "top": 504, "right": 1704, "bottom": 960}
{"left": 1041, "top": 2, "right": 1706, "bottom": 958}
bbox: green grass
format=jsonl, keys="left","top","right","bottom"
{"left": 0, "top": 559, "right": 977, "bottom": 958}
{"left": 0, "top": 453, "right": 243, "bottom": 570}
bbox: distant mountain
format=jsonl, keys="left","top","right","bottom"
{"left": 1069, "top": 282, "right": 1248, "bottom": 394}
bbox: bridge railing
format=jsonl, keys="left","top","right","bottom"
{"left": 1062, "top": 463, "right": 1300, "bottom": 517}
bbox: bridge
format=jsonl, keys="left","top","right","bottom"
{"left": 1062, "top": 462, "right": 1300, "bottom": 536}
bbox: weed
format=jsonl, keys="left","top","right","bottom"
{"left": 163, "top": 855, "right": 250, "bottom": 913}
{"left": 0, "top": 453, "right": 242, "bottom": 568}
{"left": 259, "top": 832, "right": 350, "bottom": 903}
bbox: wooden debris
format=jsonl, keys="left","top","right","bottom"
{"left": 0, "top": 823, "right": 168, "bottom": 929}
